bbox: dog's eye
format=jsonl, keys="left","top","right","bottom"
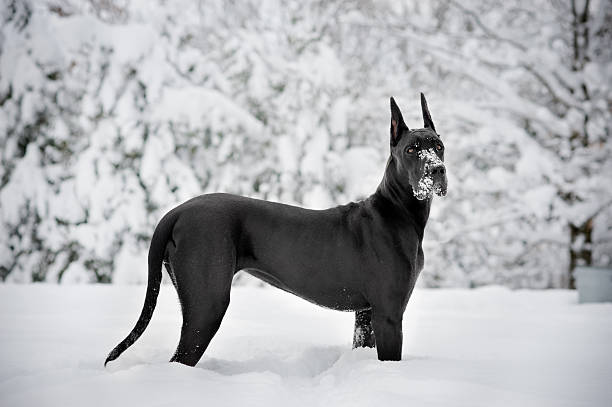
{"left": 436, "top": 144, "right": 443, "bottom": 151}
{"left": 406, "top": 147, "right": 415, "bottom": 154}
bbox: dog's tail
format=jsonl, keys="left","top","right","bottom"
{"left": 104, "top": 211, "right": 178, "bottom": 367}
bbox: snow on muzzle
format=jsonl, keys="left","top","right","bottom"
{"left": 414, "top": 148, "right": 447, "bottom": 200}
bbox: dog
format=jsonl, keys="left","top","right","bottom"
{"left": 105, "top": 93, "right": 447, "bottom": 366}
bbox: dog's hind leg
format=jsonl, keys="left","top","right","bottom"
{"left": 168, "top": 239, "right": 235, "bottom": 367}
{"left": 353, "top": 308, "right": 376, "bottom": 348}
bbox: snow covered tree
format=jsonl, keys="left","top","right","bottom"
{"left": 419, "top": 0, "right": 612, "bottom": 288}
{"left": 0, "top": 0, "right": 610, "bottom": 287}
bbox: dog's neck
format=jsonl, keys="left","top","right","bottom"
{"left": 371, "top": 156, "right": 432, "bottom": 239}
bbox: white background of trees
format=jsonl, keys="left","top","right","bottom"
{"left": 0, "top": 0, "right": 610, "bottom": 287}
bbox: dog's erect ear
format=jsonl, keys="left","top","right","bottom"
{"left": 390, "top": 97, "right": 408, "bottom": 146}
{"left": 420, "top": 92, "right": 436, "bottom": 133}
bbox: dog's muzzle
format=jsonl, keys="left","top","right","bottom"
{"left": 414, "top": 149, "right": 448, "bottom": 200}
{"left": 430, "top": 164, "right": 447, "bottom": 197}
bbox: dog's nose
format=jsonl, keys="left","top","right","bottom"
{"left": 430, "top": 165, "right": 445, "bottom": 176}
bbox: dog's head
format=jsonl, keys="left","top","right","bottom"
{"left": 389, "top": 93, "right": 447, "bottom": 200}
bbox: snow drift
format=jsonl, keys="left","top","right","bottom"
{"left": 0, "top": 284, "right": 610, "bottom": 406}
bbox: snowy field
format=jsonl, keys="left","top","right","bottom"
{"left": 0, "top": 284, "right": 611, "bottom": 407}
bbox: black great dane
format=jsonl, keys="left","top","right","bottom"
{"left": 105, "top": 93, "right": 447, "bottom": 367}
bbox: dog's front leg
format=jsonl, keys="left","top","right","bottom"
{"left": 352, "top": 308, "right": 376, "bottom": 348}
{"left": 371, "top": 311, "right": 403, "bottom": 361}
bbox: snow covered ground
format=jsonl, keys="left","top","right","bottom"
{"left": 0, "top": 284, "right": 610, "bottom": 407}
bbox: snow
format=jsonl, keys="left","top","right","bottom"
{"left": 0, "top": 284, "right": 610, "bottom": 406}
{"left": 415, "top": 148, "right": 444, "bottom": 200}
{"left": 2, "top": 0, "right": 611, "bottom": 286}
